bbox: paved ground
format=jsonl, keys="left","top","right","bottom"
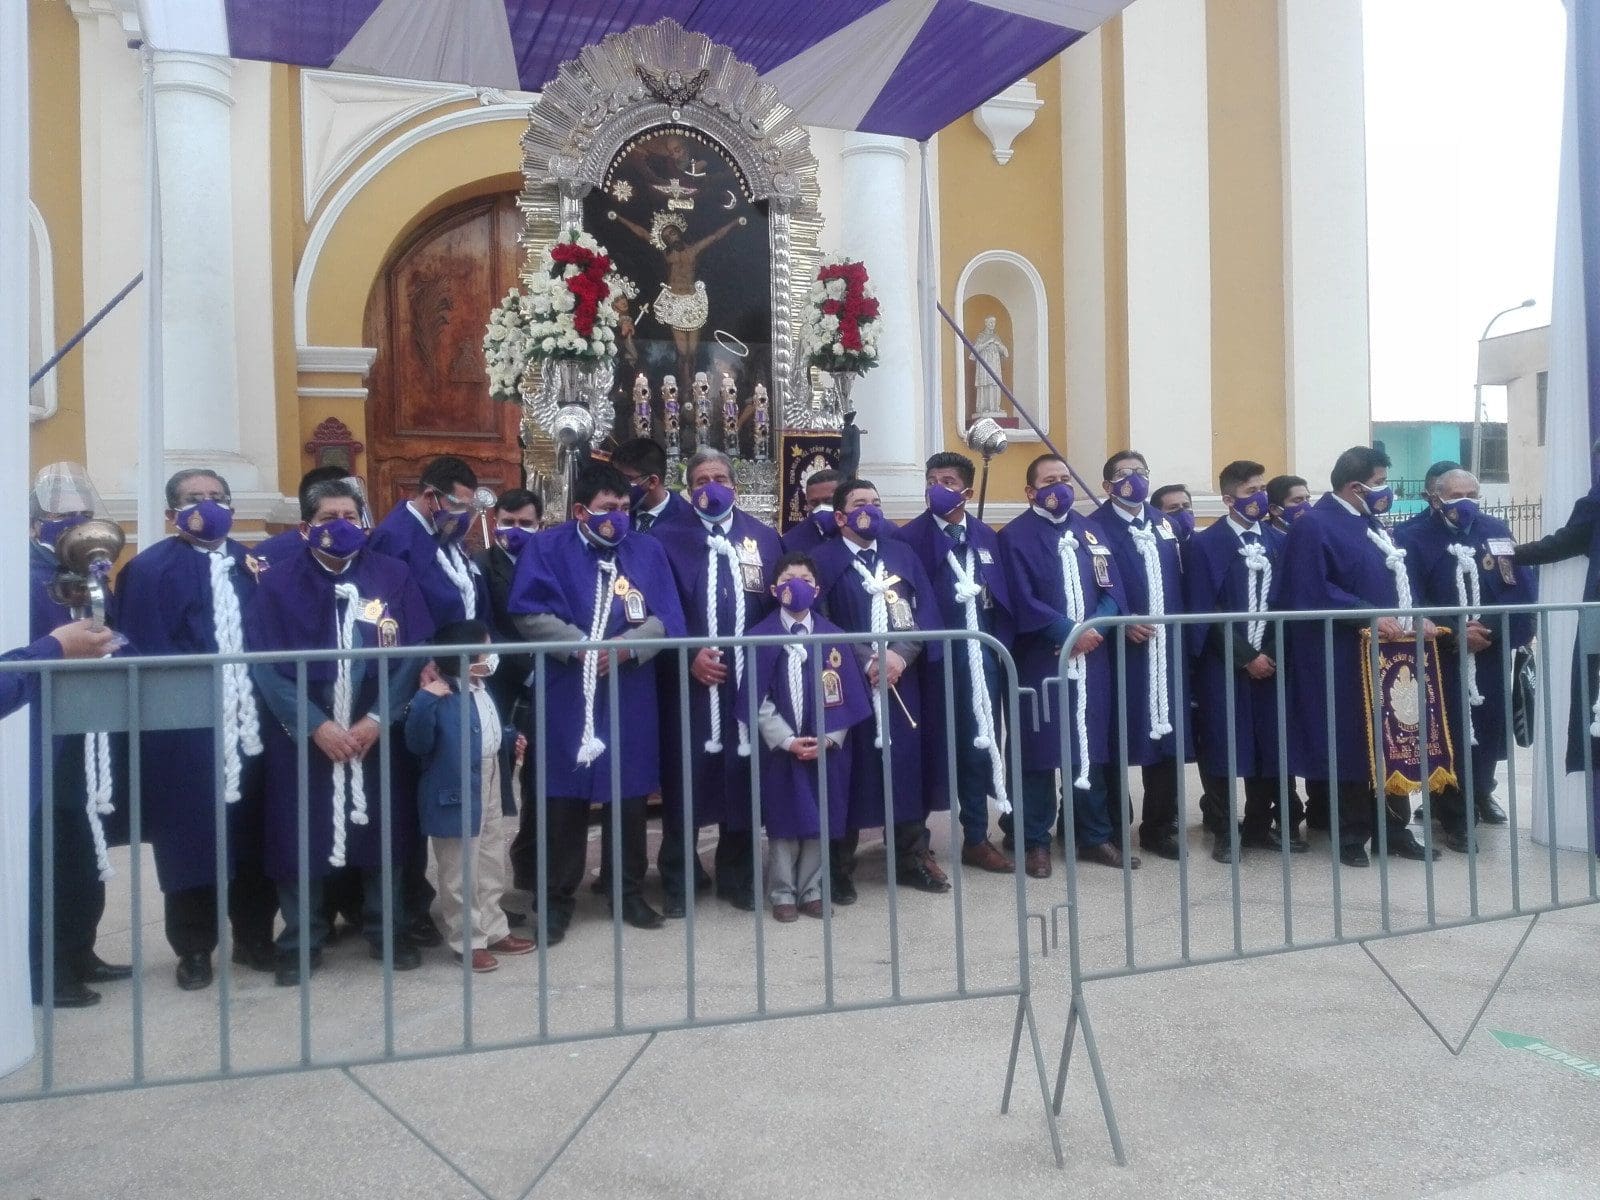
{"left": 5, "top": 767, "right": 1600, "bottom": 1200}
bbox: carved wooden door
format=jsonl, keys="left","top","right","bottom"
{"left": 364, "top": 192, "right": 524, "bottom": 526}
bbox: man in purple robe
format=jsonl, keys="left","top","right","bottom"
{"left": 997, "top": 454, "right": 1134, "bottom": 877}
{"left": 1396, "top": 468, "right": 1534, "bottom": 849}
{"left": 741, "top": 551, "right": 873, "bottom": 919}
{"left": 612, "top": 437, "right": 694, "bottom": 534}
{"left": 253, "top": 465, "right": 351, "bottom": 571}
{"left": 245, "top": 479, "right": 435, "bottom": 985}
{"left": 813, "top": 478, "right": 949, "bottom": 899}
{"left": 1274, "top": 445, "right": 1442, "bottom": 867}
{"left": 368, "top": 455, "right": 488, "bottom": 948}
{"left": 1183, "top": 460, "right": 1306, "bottom": 863}
{"left": 1087, "top": 450, "right": 1190, "bottom": 859}
{"left": 899, "top": 451, "right": 1015, "bottom": 874}
{"left": 1266, "top": 474, "right": 1312, "bottom": 537}
{"left": 113, "top": 468, "right": 279, "bottom": 990}
{"left": 781, "top": 468, "right": 844, "bottom": 556}
{"left": 508, "top": 463, "right": 687, "bottom": 941}
{"left": 652, "top": 448, "right": 783, "bottom": 913}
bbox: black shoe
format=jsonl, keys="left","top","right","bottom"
{"left": 370, "top": 942, "right": 423, "bottom": 970}
{"left": 719, "top": 890, "right": 756, "bottom": 913}
{"left": 1210, "top": 836, "right": 1236, "bottom": 864}
{"left": 77, "top": 954, "right": 132, "bottom": 983}
{"left": 693, "top": 866, "right": 714, "bottom": 894}
{"left": 231, "top": 941, "right": 277, "bottom": 973}
{"left": 1339, "top": 843, "right": 1371, "bottom": 868}
{"left": 1240, "top": 827, "right": 1310, "bottom": 854}
{"left": 1442, "top": 826, "right": 1474, "bottom": 854}
{"left": 405, "top": 915, "right": 443, "bottom": 948}
{"left": 612, "top": 897, "right": 665, "bottom": 930}
{"left": 1476, "top": 795, "right": 1509, "bottom": 825}
{"left": 175, "top": 952, "right": 213, "bottom": 991}
{"left": 1001, "top": 831, "right": 1016, "bottom": 853}
{"left": 829, "top": 874, "right": 858, "bottom": 906}
{"left": 1384, "top": 829, "right": 1441, "bottom": 861}
{"left": 1141, "top": 833, "right": 1182, "bottom": 861}
{"left": 589, "top": 875, "right": 609, "bottom": 895}
{"left": 543, "top": 921, "right": 568, "bottom": 946}
{"left": 36, "top": 980, "right": 100, "bottom": 1008}
{"left": 897, "top": 858, "right": 952, "bottom": 894}
{"left": 663, "top": 896, "right": 687, "bottom": 919}
{"left": 274, "top": 949, "right": 324, "bottom": 987}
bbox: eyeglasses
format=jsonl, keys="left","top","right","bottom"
{"left": 1111, "top": 467, "right": 1150, "bottom": 480}
{"left": 431, "top": 489, "right": 473, "bottom": 514}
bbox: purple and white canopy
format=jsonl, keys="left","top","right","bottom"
{"left": 136, "top": 0, "right": 1130, "bottom": 139}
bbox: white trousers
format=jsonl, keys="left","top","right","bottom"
{"left": 431, "top": 753, "right": 512, "bottom": 950}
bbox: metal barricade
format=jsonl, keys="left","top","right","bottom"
{"left": 1049, "top": 600, "right": 1600, "bottom": 1165}
{"left": 0, "top": 628, "right": 1068, "bottom": 1167}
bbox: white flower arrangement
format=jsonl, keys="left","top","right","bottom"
{"left": 803, "top": 254, "right": 881, "bottom": 375}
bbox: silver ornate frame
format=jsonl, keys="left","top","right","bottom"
{"left": 517, "top": 18, "right": 825, "bottom": 518}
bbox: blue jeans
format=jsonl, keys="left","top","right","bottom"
{"left": 1000, "top": 765, "right": 1112, "bottom": 852}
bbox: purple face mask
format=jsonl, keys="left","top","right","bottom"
{"left": 497, "top": 525, "right": 534, "bottom": 558}
{"left": 627, "top": 482, "right": 650, "bottom": 512}
{"left": 1033, "top": 482, "right": 1075, "bottom": 518}
{"left": 434, "top": 506, "right": 469, "bottom": 542}
{"left": 692, "top": 481, "right": 736, "bottom": 522}
{"left": 1234, "top": 490, "right": 1270, "bottom": 523}
{"left": 176, "top": 499, "right": 234, "bottom": 543}
{"left": 926, "top": 483, "right": 966, "bottom": 518}
{"left": 305, "top": 518, "right": 366, "bottom": 561}
{"left": 36, "top": 512, "right": 89, "bottom": 549}
{"left": 1280, "top": 500, "right": 1311, "bottom": 525}
{"left": 1111, "top": 472, "right": 1150, "bottom": 505}
{"left": 808, "top": 506, "right": 835, "bottom": 537}
{"left": 774, "top": 577, "right": 820, "bottom": 613}
{"left": 584, "top": 509, "right": 630, "bottom": 547}
{"left": 1166, "top": 508, "right": 1196, "bottom": 540}
{"left": 846, "top": 504, "right": 887, "bottom": 541}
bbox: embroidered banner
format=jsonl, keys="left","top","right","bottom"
{"left": 1361, "top": 630, "right": 1458, "bottom": 797}
{"left": 779, "top": 432, "right": 843, "bottom": 532}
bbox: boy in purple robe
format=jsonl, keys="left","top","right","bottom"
{"left": 245, "top": 479, "right": 435, "bottom": 985}
{"left": 113, "top": 468, "right": 279, "bottom": 991}
{"left": 813, "top": 478, "right": 949, "bottom": 899}
{"left": 368, "top": 455, "right": 491, "bottom": 947}
{"left": 781, "top": 468, "right": 844, "bottom": 555}
{"left": 741, "top": 552, "right": 873, "bottom": 921}
{"left": 899, "top": 451, "right": 1015, "bottom": 874}
{"left": 612, "top": 437, "right": 695, "bottom": 534}
{"left": 652, "top": 448, "right": 783, "bottom": 913}
{"left": 997, "top": 454, "right": 1134, "bottom": 877}
{"left": 508, "top": 463, "right": 687, "bottom": 942}
{"left": 1396, "top": 467, "right": 1534, "bottom": 849}
{"left": 1087, "top": 450, "right": 1190, "bottom": 859}
{"left": 1183, "top": 460, "right": 1307, "bottom": 864}
{"left": 1273, "top": 445, "right": 1441, "bottom": 868}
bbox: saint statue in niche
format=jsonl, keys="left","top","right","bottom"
{"left": 969, "top": 315, "right": 1010, "bottom": 418}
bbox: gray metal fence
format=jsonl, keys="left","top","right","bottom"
{"left": 1050, "top": 600, "right": 1599, "bottom": 1165}
{"left": 0, "top": 628, "right": 1068, "bottom": 1167}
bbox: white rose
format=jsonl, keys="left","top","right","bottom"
{"left": 541, "top": 337, "right": 556, "bottom": 352}
{"left": 833, "top": 341, "right": 845, "bottom": 355}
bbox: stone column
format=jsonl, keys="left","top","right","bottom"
{"left": 151, "top": 50, "right": 258, "bottom": 493}
{"left": 837, "top": 132, "right": 922, "bottom": 513}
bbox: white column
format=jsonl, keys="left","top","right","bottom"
{"left": 151, "top": 51, "right": 258, "bottom": 494}
{"left": 0, "top": 0, "right": 34, "bottom": 1076}
{"left": 1279, "top": 0, "right": 1372, "bottom": 476}
{"left": 1121, "top": 0, "right": 1212, "bottom": 486}
{"left": 1060, "top": 31, "right": 1110, "bottom": 477}
{"left": 838, "top": 132, "right": 922, "bottom": 513}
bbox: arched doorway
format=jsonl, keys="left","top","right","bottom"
{"left": 363, "top": 191, "right": 524, "bottom": 523}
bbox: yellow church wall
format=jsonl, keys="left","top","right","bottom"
{"left": 28, "top": 1, "right": 86, "bottom": 473}
{"left": 270, "top": 66, "right": 305, "bottom": 498}
{"left": 1100, "top": 15, "right": 1131, "bottom": 459}
{"left": 936, "top": 65, "right": 1066, "bottom": 504}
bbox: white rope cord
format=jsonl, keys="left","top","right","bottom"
{"left": 1055, "top": 530, "right": 1093, "bottom": 790}
{"left": 211, "top": 550, "right": 263, "bottom": 803}
{"left": 1238, "top": 536, "right": 1272, "bottom": 652}
{"left": 576, "top": 557, "right": 619, "bottom": 766}
{"left": 786, "top": 642, "right": 807, "bottom": 733}
{"left": 1364, "top": 525, "right": 1414, "bottom": 634}
{"left": 1128, "top": 521, "right": 1173, "bottom": 739}
{"left": 327, "top": 582, "right": 367, "bottom": 868}
{"left": 851, "top": 556, "right": 891, "bottom": 749}
{"left": 945, "top": 544, "right": 1009, "bottom": 814}
{"left": 702, "top": 535, "right": 750, "bottom": 756}
{"left": 84, "top": 727, "right": 115, "bottom": 881}
{"left": 436, "top": 543, "right": 477, "bottom": 619}
{"left": 1445, "top": 541, "right": 1486, "bottom": 746}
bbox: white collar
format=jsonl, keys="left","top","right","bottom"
{"left": 701, "top": 514, "right": 734, "bottom": 537}
{"left": 1332, "top": 493, "right": 1364, "bottom": 518}
{"left": 643, "top": 492, "right": 671, "bottom": 519}
{"left": 1226, "top": 515, "right": 1262, "bottom": 541}
{"left": 932, "top": 511, "right": 966, "bottom": 533}
{"left": 846, "top": 537, "right": 879, "bottom": 558}
{"left": 316, "top": 555, "right": 355, "bottom": 576}
{"left": 406, "top": 499, "right": 437, "bottom": 535}
{"left": 1110, "top": 501, "right": 1143, "bottom": 525}
{"left": 1031, "top": 503, "right": 1071, "bottom": 525}
{"left": 782, "top": 609, "right": 815, "bottom": 632}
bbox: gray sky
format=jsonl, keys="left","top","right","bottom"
{"left": 1364, "top": 0, "right": 1566, "bottom": 423}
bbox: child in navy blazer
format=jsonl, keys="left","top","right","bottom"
{"left": 406, "top": 620, "right": 533, "bottom": 971}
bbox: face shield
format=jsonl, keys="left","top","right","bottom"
{"left": 33, "top": 461, "right": 104, "bottom": 520}
{"left": 340, "top": 476, "right": 372, "bottom": 530}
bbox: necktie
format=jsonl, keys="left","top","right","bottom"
{"left": 859, "top": 548, "right": 878, "bottom": 573}
{"left": 1131, "top": 517, "right": 1146, "bottom": 531}
{"left": 1241, "top": 530, "right": 1260, "bottom": 545}
{"left": 635, "top": 511, "right": 654, "bottom": 532}
{"left": 791, "top": 622, "right": 805, "bottom": 636}
{"left": 945, "top": 523, "right": 965, "bottom": 544}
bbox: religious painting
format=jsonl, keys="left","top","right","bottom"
{"left": 582, "top": 126, "right": 772, "bottom": 461}
{"left": 1360, "top": 630, "right": 1458, "bottom": 796}
{"left": 779, "top": 432, "right": 843, "bottom": 533}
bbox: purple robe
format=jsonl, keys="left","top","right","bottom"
{"left": 245, "top": 544, "right": 433, "bottom": 880}
{"left": 1273, "top": 493, "right": 1402, "bottom": 784}
{"left": 998, "top": 508, "right": 1123, "bottom": 772}
{"left": 251, "top": 528, "right": 312, "bottom": 575}
{"left": 780, "top": 513, "right": 836, "bottom": 557}
{"left": 0, "top": 636, "right": 58, "bottom": 721}
{"left": 1395, "top": 509, "right": 1536, "bottom": 765}
{"left": 1086, "top": 500, "right": 1192, "bottom": 765}
{"left": 812, "top": 534, "right": 946, "bottom": 830}
{"left": 507, "top": 523, "right": 686, "bottom": 802}
{"left": 368, "top": 501, "right": 491, "bottom": 627}
{"left": 652, "top": 509, "right": 782, "bottom": 830}
{"left": 1181, "top": 520, "right": 1285, "bottom": 779}
{"left": 635, "top": 490, "right": 696, "bottom": 535}
{"left": 739, "top": 610, "right": 872, "bottom": 839}
{"left": 113, "top": 534, "right": 264, "bottom": 892}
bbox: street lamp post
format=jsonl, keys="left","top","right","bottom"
{"left": 1471, "top": 298, "right": 1537, "bottom": 476}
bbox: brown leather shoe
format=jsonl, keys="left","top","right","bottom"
{"left": 1024, "top": 847, "right": 1052, "bottom": 879}
{"left": 772, "top": 903, "right": 799, "bottom": 923}
{"left": 798, "top": 899, "right": 824, "bottom": 919}
{"left": 922, "top": 851, "right": 949, "bottom": 887}
{"left": 487, "top": 935, "right": 535, "bottom": 956}
{"left": 961, "top": 841, "right": 1015, "bottom": 873}
{"left": 452, "top": 948, "right": 499, "bottom": 973}
{"left": 1078, "top": 842, "right": 1141, "bottom": 870}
